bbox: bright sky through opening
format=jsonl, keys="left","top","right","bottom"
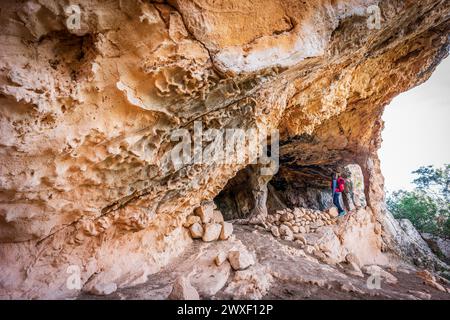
{"left": 379, "top": 57, "right": 450, "bottom": 192}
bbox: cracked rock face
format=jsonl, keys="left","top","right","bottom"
{"left": 0, "top": 0, "right": 449, "bottom": 299}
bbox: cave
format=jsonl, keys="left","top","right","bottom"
{"left": 0, "top": 0, "right": 449, "bottom": 300}
{"left": 215, "top": 162, "right": 359, "bottom": 220}
{"left": 214, "top": 134, "right": 369, "bottom": 234}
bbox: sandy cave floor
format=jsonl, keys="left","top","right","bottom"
{"left": 79, "top": 225, "right": 450, "bottom": 300}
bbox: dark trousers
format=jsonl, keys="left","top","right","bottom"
{"left": 333, "top": 192, "right": 344, "bottom": 214}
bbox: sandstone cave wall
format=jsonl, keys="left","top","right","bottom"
{"left": 0, "top": 0, "right": 449, "bottom": 298}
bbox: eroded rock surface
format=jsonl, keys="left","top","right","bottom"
{"left": 79, "top": 225, "right": 450, "bottom": 300}
{"left": 0, "top": 0, "right": 449, "bottom": 298}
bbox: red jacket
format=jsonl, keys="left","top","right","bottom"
{"left": 332, "top": 177, "right": 345, "bottom": 193}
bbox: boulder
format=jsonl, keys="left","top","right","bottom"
{"left": 303, "top": 227, "right": 344, "bottom": 263}
{"left": 184, "top": 215, "right": 201, "bottom": 228}
{"left": 228, "top": 249, "right": 255, "bottom": 270}
{"left": 168, "top": 276, "right": 200, "bottom": 300}
{"left": 215, "top": 251, "right": 228, "bottom": 266}
{"left": 304, "top": 245, "right": 315, "bottom": 255}
{"left": 294, "top": 234, "right": 306, "bottom": 243}
{"left": 293, "top": 207, "right": 304, "bottom": 217}
{"left": 202, "top": 223, "right": 222, "bottom": 242}
{"left": 224, "top": 264, "right": 273, "bottom": 300}
{"left": 266, "top": 214, "right": 276, "bottom": 224}
{"left": 313, "top": 210, "right": 322, "bottom": 217}
{"left": 279, "top": 224, "right": 293, "bottom": 238}
{"left": 280, "top": 212, "right": 294, "bottom": 222}
{"left": 219, "top": 222, "right": 233, "bottom": 240}
{"left": 328, "top": 207, "right": 339, "bottom": 218}
{"left": 213, "top": 210, "right": 225, "bottom": 224}
{"left": 189, "top": 223, "right": 204, "bottom": 239}
{"left": 270, "top": 226, "right": 280, "bottom": 238}
{"left": 194, "top": 201, "right": 215, "bottom": 223}
{"left": 310, "top": 221, "right": 324, "bottom": 229}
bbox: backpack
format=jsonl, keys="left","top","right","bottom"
{"left": 337, "top": 177, "right": 345, "bottom": 192}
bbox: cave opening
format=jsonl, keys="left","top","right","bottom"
{"left": 379, "top": 57, "right": 450, "bottom": 193}
{"left": 214, "top": 160, "right": 367, "bottom": 222}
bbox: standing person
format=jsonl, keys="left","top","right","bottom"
{"left": 332, "top": 172, "right": 346, "bottom": 217}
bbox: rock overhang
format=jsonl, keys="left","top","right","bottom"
{"left": 0, "top": 0, "right": 449, "bottom": 298}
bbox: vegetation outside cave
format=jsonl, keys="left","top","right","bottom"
{"left": 387, "top": 164, "right": 450, "bottom": 239}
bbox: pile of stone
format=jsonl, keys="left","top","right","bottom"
{"left": 184, "top": 201, "right": 233, "bottom": 242}
{"left": 168, "top": 247, "right": 256, "bottom": 300}
{"left": 214, "top": 247, "right": 256, "bottom": 271}
{"left": 265, "top": 207, "right": 339, "bottom": 241}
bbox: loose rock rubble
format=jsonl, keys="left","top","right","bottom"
{"left": 220, "top": 222, "right": 234, "bottom": 240}
{"left": 79, "top": 225, "right": 449, "bottom": 301}
{"left": 224, "top": 265, "right": 273, "bottom": 300}
{"left": 189, "top": 223, "right": 204, "bottom": 239}
{"left": 228, "top": 249, "right": 256, "bottom": 271}
{"left": 169, "top": 276, "right": 200, "bottom": 300}
{"left": 184, "top": 201, "right": 234, "bottom": 243}
{"left": 202, "top": 223, "right": 222, "bottom": 242}
{"left": 263, "top": 207, "right": 344, "bottom": 261}
{"left": 266, "top": 207, "right": 338, "bottom": 240}
{"left": 215, "top": 251, "right": 228, "bottom": 266}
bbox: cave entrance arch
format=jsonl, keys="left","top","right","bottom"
{"left": 214, "top": 162, "right": 367, "bottom": 221}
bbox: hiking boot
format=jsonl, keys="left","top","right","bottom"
{"left": 338, "top": 211, "right": 347, "bottom": 217}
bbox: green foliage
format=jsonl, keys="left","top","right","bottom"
{"left": 412, "top": 164, "right": 450, "bottom": 202}
{"left": 387, "top": 164, "right": 450, "bottom": 238}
